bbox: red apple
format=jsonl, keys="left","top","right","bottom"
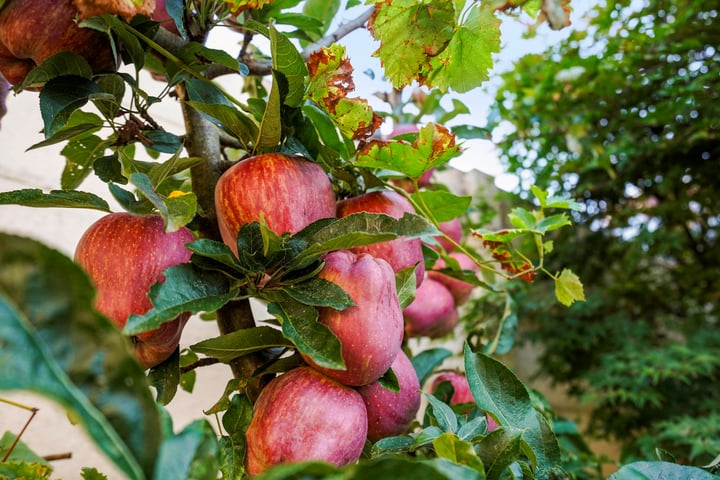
{"left": 245, "top": 366, "right": 368, "bottom": 475}
{"left": 72, "top": 0, "right": 155, "bottom": 21}
{"left": 431, "top": 217, "right": 463, "bottom": 252}
{"left": 302, "top": 250, "right": 404, "bottom": 387}
{"left": 214, "top": 153, "right": 336, "bottom": 256}
{"left": 430, "top": 371, "right": 498, "bottom": 431}
{"left": 357, "top": 350, "right": 421, "bottom": 441}
{"left": 74, "top": 212, "right": 195, "bottom": 368}
{"left": 428, "top": 252, "right": 480, "bottom": 305}
{"left": 403, "top": 275, "right": 458, "bottom": 338}
{"left": 336, "top": 190, "right": 425, "bottom": 287}
{"left": 152, "top": 0, "right": 180, "bottom": 34}
{"left": 0, "top": 0, "right": 116, "bottom": 85}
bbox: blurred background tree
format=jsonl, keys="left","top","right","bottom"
{"left": 486, "top": 0, "right": 720, "bottom": 467}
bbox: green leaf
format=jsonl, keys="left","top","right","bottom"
{"left": 130, "top": 173, "right": 195, "bottom": 232}
{"left": 411, "top": 348, "right": 452, "bottom": 386}
{"left": 21, "top": 52, "right": 93, "bottom": 90}
{"left": 185, "top": 101, "right": 258, "bottom": 146}
{"left": 0, "top": 432, "right": 50, "bottom": 465}
{"left": 0, "top": 233, "right": 161, "bottom": 480}
{"left": 412, "top": 190, "right": 471, "bottom": 222}
{"left": 190, "top": 326, "right": 293, "bottom": 363}
{"left": 93, "top": 74, "right": 126, "bottom": 119}
{"left": 219, "top": 394, "right": 253, "bottom": 480}
{"left": 268, "top": 298, "right": 345, "bottom": 370}
{"left": 508, "top": 207, "right": 537, "bottom": 230}
{"left": 292, "top": 212, "right": 437, "bottom": 267}
{"left": 395, "top": 266, "right": 418, "bottom": 309}
{"left": 302, "top": 0, "right": 341, "bottom": 39}
{"left": 124, "top": 263, "right": 239, "bottom": 335}
{"left": 148, "top": 348, "right": 180, "bottom": 406}
{"left": 27, "top": 110, "right": 104, "bottom": 150}
{"left": 255, "top": 70, "right": 283, "bottom": 149}
{"left": 60, "top": 134, "right": 114, "bottom": 189}
{"left": 284, "top": 277, "right": 354, "bottom": 309}
{"left": 608, "top": 461, "right": 719, "bottom": 480}
{"left": 371, "top": 436, "right": 416, "bottom": 456}
{"left": 355, "top": 123, "right": 462, "bottom": 177}
{"left": 0, "top": 461, "right": 52, "bottom": 479}
{"left": 554, "top": 268, "right": 585, "bottom": 307}
{"left": 378, "top": 366, "right": 400, "bottom": 393}
{"left": 269, "top": 22, "right": 307, "bottom": 108}
{"left": 424, "top": 393, "right": 458, "bottom": 433}
{"left": 0, "top": 189, "right": 110, "bottom": 211}
{"left": 425, "top": 4, "right": 501, "bottom": 93}
{"left": 40, "top": 76, "right": 101, "bottom": 137}
{"left": 152, "top": 420, "right": 219, "bottom": 480}
{"left": 81, "top": 467, "right": 110, "bottom": 480}
{"left": 432, "top": 432, "right": 485, "bottom": 474}
{"left": 476, "top": 429, "right": 523, "bottom": 480}
{"left": 464, "top": 345, "right": 561, "bottom": 477}
{"left": 368, "top": 0, "right": 455, "bottom": 89}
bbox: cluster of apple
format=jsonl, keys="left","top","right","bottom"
{"left": 0, "top": 0, "right": 174, "bottom": 86}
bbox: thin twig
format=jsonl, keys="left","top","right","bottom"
{"left": 180, "top": 357, "right": 221, "bottom": 375}
{"left": 43, "top": 452, "right": 73, "bottom": 462}
{"left": 1, "top": 407, "right": 38, "bottom": 462}
{"left": 301, "top": 7, "right": 376, "bottom": 60}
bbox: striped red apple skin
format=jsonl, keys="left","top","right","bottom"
{"left": 302, "top": 250, "right": 404, "bottom": 387}
{"left": 0, "top": 0, "right": 115, "bottom": 85}
{"left": 336, "top": 190, "right": 425, "bottom": 287}
{"left": 245, "top": 366, "right": 368, "bottom": 475}
{"left": 214, "top": 153, "right": 336, "bottom": 255}
{"left": 74, "top": 212, "right": 194, "bottom": 368}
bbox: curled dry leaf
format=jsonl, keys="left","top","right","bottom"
{"left": 73, "top": 0, "right": 156, "bottom": 21}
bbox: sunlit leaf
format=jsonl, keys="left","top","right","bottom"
{"left": 554, "top": 268, "right": 585, "bottom": 307}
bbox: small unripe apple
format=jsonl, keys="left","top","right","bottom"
{"left": 430, "top": 371, "right": 498, "bottom": 431}
{"left": 214, "top": 153, "right": 336, "bottom": 256}
{"left": 302, "top": 250, "right": 404, "bottom": 387}
{"left": 245, "top": 366, "right": 368, "bottom": 475}
{"left": 403, "top": 275, "right": 458, "bottom": 338}
{"left": 0, "top": 0, "right": 116, "bottom": 85}
{"left": 428, "top": 252, "right": 480, "bottom": 305}
{"left": 336, "top": 190, "right": 425, "bottom": 287}
{"left": 358, "top": 350, "right": 421, "bottom": 441}
{"left": 74, "top": 212, "right": 194, "bottom": 368}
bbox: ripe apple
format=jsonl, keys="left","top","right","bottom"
{"left": 336, "top": 190, "right": 425, "bottom": 287}
{"left": 214, "top": 153, "right": 336, "bottom": 256}
{"left": 430, "top": 371, "right": 498, "bottom": 431}
{"left": 245, "top": 366, "right": 368, "bottom": 475}
{"left": 403, "top": 275, "right": 458, "bottom": 339}
{"left": 302, "top": 250, "right": 404, "bottom": 387}
{"left": 0, "top": 0, "right": 116, "bottom": 85}
{"left": 152, "top": 0, "right": 180, "bottom": 34}
{"left": 428, "top": 252, "right": 480, "bottom": 305}
{"left": 357, "top": 350, "right": 421, "bottom": 441}
{"left": 74, "top": 212, "right": 195, "bottom": 368}
{"left": 431, "top": 217, "right": 463, "bottom": 252}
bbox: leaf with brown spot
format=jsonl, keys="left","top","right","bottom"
{"left": 354, "top": 123, "right": 462, "bottom": 178}
{"left": 306, "top": 44, "right": 381, "bottom": 141}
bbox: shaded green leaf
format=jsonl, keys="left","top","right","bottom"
{"left": 190, "top": 326, "right": 293, "bottom": 363}
{"left": 124, "top": 263, "right": 239, "bottom": 335}
{"left": 411, "top": 348, "right": 452, "bottom": 386}
{"left": 424, "top": 393, "right": 458, "bottom": 433}
{"left": 0, "top": 189, "right": 110, "bottom": 211}
{"left": 40, "top": 76, "right": 101, "bottom": 137}
{"left": 284, "top": 277, "right": 354, "bottom": 309}
{"left": 152, "top": 420, "right": 219, "bottom": 480}
{"left": 608, "top": 461, "right": 719, "bottom": 480}
{"left": 148, "top": 347, "right": 180, "bottom": 406}
{"left": 0, "top": 234, "right": 161, "bottom": 480}
{"left": 268, "top": 298, "right": 344, "bottom": 370}
{"left": 21, "top": 52, "right": 93, "bottom": 90}
{"left": 412, "top": 190, "right": 471, "bottom": 223}
{"left": 476, "top": 429, "right": 522, "bottom": 480}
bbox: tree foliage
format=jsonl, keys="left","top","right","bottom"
{"left": 489, "top": 0, "right": 720, "bottom": 465}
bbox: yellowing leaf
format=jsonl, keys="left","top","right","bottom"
{"left": 355, "top": 123, "right": 462, "bottom": 177}
{"left": 223, "top": 0, "right": 274, "bottom": 14}
{"left": 306, "top": 44, "right": 382, "bottom": 141}
{"left": 425, "top": 4, "right": 501, "bottom": 93}
{"left": 368, "top": 0, "right": 455, "bottom": 88}
{"left": 555, "top": 268, "right": 585, "bottom": 306}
